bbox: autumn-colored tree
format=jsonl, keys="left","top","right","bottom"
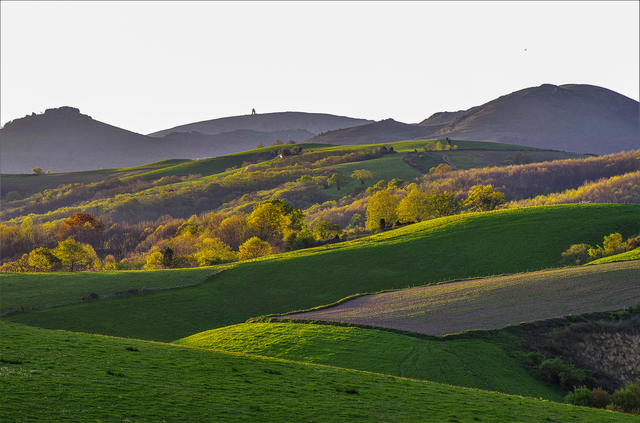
{"left": 59, "top": 212, "right": 104, "bottom": 248}
{"left": 31, "top": 167, "right": 44, "bottom": 175}
{"left": 430, "top": 163, "right": 453, "bottom": 174}
{"left": 366, "top": 190, "right": 399, "bottom": 230}
{"left": 328, "top": 173, "right": 349, "bottom": 190}
{"left": 217, "top": 214, "right": 248, "bottom": 250}
{"left": 464, "top": 185, "right": 505, "bottom": 212}
{"left": 238, "top": 237, "right": 272, "bottom": 260}
{"left": 351, "top": 169, "right": 373, "bottom": 185}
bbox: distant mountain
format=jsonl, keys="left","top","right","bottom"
{"left": 302, "top": 119, "right": 436, "bottom": 145}
{"left": 422, "top": 84, "right": 639, "bottom": 155}
{"left": 148, "top": 112, "right": 372, "bottom": 138}
{"left": 0, "top": 108, "right": 370, "bottom": 174}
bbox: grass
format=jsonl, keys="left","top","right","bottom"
{"left": 176, "top": 322, "right": 564, "bottom": 401}
{"left": 588, "top": 248, "right": 640, "bottom": 265}
{"left": 1, "top": 320, "right": 635, "bottom": 422}
{"left": 282, "top": 261, "right": 640, "bottom": 336}
{"left": 3, "top": 204, "right": 639, "bottom": 342}
{"left": 0, "top": 267, "right": 217, "bottom": 315}
{"left": 1, "top": 159, "right": 191, "bottom": 197}
{"left": 325, "top": 154, "right": 422, "bottom": 196}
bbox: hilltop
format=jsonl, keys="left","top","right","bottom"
{"left": 422, "top": 84, "right": 639, "bottom": 154}
{"left": 148, "top": 111, "right": 372, "bottom": 137}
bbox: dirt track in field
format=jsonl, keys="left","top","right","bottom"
{"left": 282, "top": 261, "right": 640, "bottom": 336}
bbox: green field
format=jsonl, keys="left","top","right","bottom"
{"left": 2, "top": 321, "right": 634, "bottom": 422}
{"left": 588, "top": 248, "right": 640, "bottom": 265}
{"left": 0, "top": 267, "right": 217, "bottom": 315}
{"left": 177, "top": 322, "right": 564, "bottom": 401}
{"left": 3, "top": 204, "right": 639, "bottom": 342}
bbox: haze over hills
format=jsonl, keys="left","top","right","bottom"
{"left": 0, "top": 109, "right": 368, "bottom": 174}
{"left": 1, "top": 84, "right": 637, "bottom": 174}
{"left": 304, "top": 84, "right": 639, "bottom": 155}
{"left": 422, "top": 84, "right": 639, "bottom": 154}
{"left": 148, "top": 111, "right": 372, "bottom": 138}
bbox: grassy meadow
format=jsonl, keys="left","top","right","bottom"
{"left": 1, "top": 320, "right": 635, "bottom": 422}
{"left": 177, "top": 322, "right": 565, "bottom": 401}
{"left": 3, "top": 203, "right": 639, "bottom": 342}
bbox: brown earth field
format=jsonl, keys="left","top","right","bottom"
{"left": 282, "top": 261, "right": 640, "bottom": 336}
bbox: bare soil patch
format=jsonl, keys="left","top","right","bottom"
{"left": 283, "top": 261, "right": 640, "bottom": 336}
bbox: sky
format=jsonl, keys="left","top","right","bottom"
{"left": 1, "top": 1, "right": 638, "bottom": 135}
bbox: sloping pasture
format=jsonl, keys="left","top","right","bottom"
{"left": 177, "top": 322, "right": 564, "bottom": 401}
{"left": 282, "top": 261, "right": 640, "bottom": 336}
{"left": 3, "top": 321, "right": 635, "bottom": 422}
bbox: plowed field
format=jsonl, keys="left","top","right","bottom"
{"left": 284, "top": 261, "right": 640, "bottom": 336}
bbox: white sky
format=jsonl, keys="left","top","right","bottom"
{"left": 1, "top": 1, "right": 638, "bottom": 135}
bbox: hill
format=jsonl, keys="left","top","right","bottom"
{"left": 0, "top": 108, "right": 371, "bottom": 174}
{"left": 2, "top": 322, "right": 633, "bottom": 422}
{"left": 302, "top": 118, "right": 436, "bottom": 145}
{"left": 422, "top": 84, "right": 639, "bottom": 155}
{"left": 282, "top": 261, "right": 640, "bottom": 335}
{"left": 148, "top": 111, "right": 372, "bottom": 138}
{"left": 3, "top": 204, "right": 639, "bottom": 342}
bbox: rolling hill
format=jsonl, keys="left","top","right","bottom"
{"left": 148, "top": 111, "right": 372, "bottom": 138}
{"left": 0, "top": 108, "right": 371, "bottom": 174}
{"left": 3, "top": 204, "right": 639, "bottom": 342}
{"left": 3, "top": 321, "right": 633, "bottom": 422}
{"left": 422, "top": 84, "right": 639, "bottom": 155}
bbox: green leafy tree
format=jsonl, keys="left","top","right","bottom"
{"left": 397, "top": 189, "right": 430, "bottom": 223}
{"left": 193, "top": 238, "right": 237, "bottom": 266}
{"left": 54, "top": 238, "right": 90, "bottom": 271}
{"left": 238, "top": 237, "right": 272, "bottom": 260}
{"left": 464, "top": 185, "right": 505, "bottom": 212}
{"left": 27, "top": 247, "right": 62, "bottom": 272}
{"left": 351, "top": 169, "right": 373, "bottom": 185}
{"left": 428, "top": 191, "right": 462, "bottom": 218}
{"left": 144, "top": 251, "right": 164, "bottom": 270}
{"left": 247, "top": 199, "right": 301, "bottom": 240}
{"left": 327, "top": 173, "right": 349, "bottom": 190}
{"left": 366, "top": 190, "right": 399, "bottom": 230}
{"left": 313, "top": 221, "right": 343, "bottom": 240}
{"left": 588, "top": 232, "right": 626, "bottom": 260}
{"left": 387, "top": 178, "right": 404, "bottom": 189}
{"left": 561, "top": 243, "right": 591, "bottom": 265}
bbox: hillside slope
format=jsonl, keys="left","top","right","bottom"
{"left": 302, "top": 118, "right": 436, "bottom": 145}
{"left": 427, "top": 84, "right": 639, "bottom": 154}
{"left": 283, "top": 261, "right": 640, "bottom": 335}
{"left": 4, "top": 204, "right": 639, "bottom": 342}
{"left": 3, "top": 321, "right": 633, "bottom": 422}
{"left": 148, "top": 111, "right": 372, "bottom": 137}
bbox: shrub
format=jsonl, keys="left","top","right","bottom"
{"left": 561, "top": 244, "right": 591, "bottom": 265}
{"left": 611, "top": 381, "right": 640, "bottom": 413}
{"left": 238, "top": 237, "right": 272, "bottom": 260}
{"left": 590, "top": 387, "right": 611, "bottom": 409}
{"left": 564, "top": 386, "right": 592, "bottom": 407}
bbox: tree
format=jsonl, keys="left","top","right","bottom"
{"left": 193, "top": 238, "right": 237, "bottom": 266}
{"left": 430, "top": 163, "right": 453, "bottom": 174}
{"left": 54, "top": 238, "right": 90, "bottom": 271}
{"left": 366, "top": 190, "right": 399, "bottom": 230}
{"left": 428, "top": 191, "right": 462, "bottom": 218}
{"left": 561, "top": 243, "right": 590, "bottom": 265}
{"left": 273, "top": 139, "right": 284, "bottom": 145}
{"left": 27, "top": 247, "right": 62, "bottom": 272}
{"left": 247, "top": 199, "right": 303, "bottom": 240}
{"left": 351, "top": 169, "right": 373, "bottom": 185}
{"left": 313, "top": 221, "right": 343, "bottom": 241}
{"left": 31, "top": 167, "right": 44, "bottom": 175}
{"left": 327, "top": 173, "right": 349, "bottom": 190}
{"left": 464, "top": 185, "right": 505, "bottom": 212}
{"left": 59, "top": 212, "right": 104, "bottom": 248}
{"left": 397, "top": 189, "right": 430, "bottom": 223}
{"left": 256, "top": 142, "right": 264, "bottom": 148}
{"left": 238, "top": 237, "right": 272, "bottom": 260}
{"left": 160, "top": 246, "right": 174, "bottom": 268}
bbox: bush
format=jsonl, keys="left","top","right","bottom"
{"left": 612, "top": 381, "right": 640, "bottom": 413}
{"left": 564, "top": 386, "right": 592, "bottom": 407}
{"left": 590, "top": 387, "right": 611, "bottom": 409}
{"left": 561, "top": 244, "right": 591, "bottom": 265}
{"left": 539, "top": 358, "right": 586, "bottom": 388}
